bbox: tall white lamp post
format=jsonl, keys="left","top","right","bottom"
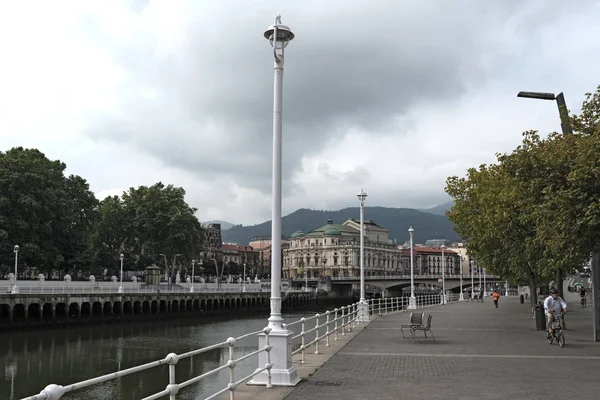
{"left": 459, "top": 256, "right": 464, "bottom": 301}
{"left": 118, "top": 253, "right": 124, "bottom": 294}
{"left": 408, "top": 227, "right": 416, "bottom": 309}
{"left": 505, "top": 280, "right": 509, "bottom": 296}
{"left": 243, "top": 263, "right": 247, "bottom": 292}
{"left": 190, "top": 259, "right": 196, "bottom": 293}
{"left": 483, "top": 268, "right": 487, "bottom": 297}
{"left": 357, "top": 188, "right": 369, "bottom": 322}
{"left": 11, "top": 245, "right": 19, "bottom": 294}
{"left": 441, "top": 245, "right": 446, "bottom": 304}
{"left": 251, "top": 15, "right": 299, "bottom": 387}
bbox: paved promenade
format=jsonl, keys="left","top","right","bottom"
{"left": 284, "top": 292, "right": 600, "bottom": 400}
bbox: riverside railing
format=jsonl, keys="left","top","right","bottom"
{"left": 3, "top": 285, "right": 306, "bottom": 295}
{"left": 22, "top": 294, "right": 456, "bottom": 400}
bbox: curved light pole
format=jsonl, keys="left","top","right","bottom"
{"left": 408, "top": 227, "right": 416, "bottom": 309}
{"left": 251, "top": 15, "right": 299, "bottom": 387}
{"left": 190, "top": 259, "right": 196, "bottom": 293}
{"left": 11, "top": 245, "right": 19, "bottom": 294}
{"left": 357, "top": 188, "right": 369, "bottom": 322}
{"left": 441, "top": 245, "right": 446, "bottom": 304}
{"left": 118, "top": 253, "right": 124, "bottom": 293}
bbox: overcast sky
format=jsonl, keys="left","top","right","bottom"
{"left": 1, "top": 0, "right": 599, "bottom": 226}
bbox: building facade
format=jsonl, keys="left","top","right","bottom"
{"left": 283, "top": 218, "right": 403, "bottom": 279}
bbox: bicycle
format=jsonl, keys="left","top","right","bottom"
{"left": 581, "top": 295, "right": 587, "bottom": 308}
{"left": 547, "top": 311, "right": 565, "bottom": 348}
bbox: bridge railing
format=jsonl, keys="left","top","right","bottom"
{"left": 328, "top": 274, "right": 500, "bottom": 281}
{"left": 3, "top": 285, "right": 305, "bottom": 295}
{"left": 21, "top": 301, "right": 360, "bottom": 400}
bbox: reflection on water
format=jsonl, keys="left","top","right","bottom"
{"left": 0, "top": 311, "right": 319, "bottom": 400}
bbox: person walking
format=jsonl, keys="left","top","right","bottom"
{"left": 492, "top": 290, "right": 500, "bottom": 308}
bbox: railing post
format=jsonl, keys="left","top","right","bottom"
{"left": 334, "top": 308, "right": 339, "bottom": 341}
{"left": 228, "top": 337, "right": 236, "bottom": 400}
{"left": 341, "top": 307, "right": 346, "bottom": 336}
{"left": 315, "top": 314, "right": 320, "bottom": 355}
{"left": 301, "top": 318, "right": 306, "bottom": 363}
{"left": 264, "top": 327, "right": 273, "bottom": 389}
{"left": 378, "top": 297, "right": 381, "bottom": 316}
{"left": 325, "top": 311, "right": 330, "bottom": 347}
{"left": 165, "top": 352, "right": 180, "bottom": 400}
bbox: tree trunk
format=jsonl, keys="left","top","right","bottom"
{"left": 529, "top": 275, "right": 538, "bottom": 308}
{"left": 556, "top": 269, "right": 564, "bottom": 298}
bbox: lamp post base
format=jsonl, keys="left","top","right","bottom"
{"left": 249, "top": 329, "right": 300, "bottom": 387}
{"left": 408, "top": 296, "right": 417, "bottom": 310}
{"left": 459, "top": 292, "right": 465, "bottom": 301}
{"left": 504, "top": 291, "right": 509, "bottom": 297}
{"left": 441, "top": 294, "right": 447, "bottom": 305}
{"left": 358, "top": 301, "right": 370, "bottom": 322}
{"left": 190, "top": 286, "right": 195, "bottom": 293}
{"left": 118, "top": 286, "right": 123, "bottom": 294}
{"left": 11, "top": 285, "right": 19, "bottom": 294}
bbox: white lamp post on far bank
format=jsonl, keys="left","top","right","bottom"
{"left": 11, "top": 245, "right": 19, "bottom": 294}
{"left": 441, "top": 245, "right": 446, "bottom": 304}
{"left": 190, "top": 259, "right": 196, "bottom": 293}
{"left": 408, "top": 227, "right": 416, "bottom": 309}
{"left": 459, "top": 256, "right": 464, "bottom": 301}
{"left": 118, "top": 253, "right": 124, "bottom": 294}
{"left": 250, "top": 15, "right": 300, "bottom": 388}
{"left": 357, "top": 188, "right": 369, "bottom": 322}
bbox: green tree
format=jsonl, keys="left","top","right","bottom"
{"left": 0, "top": 148, "right": 98, "bottom": 276}
{"left": 121, "top": 182, "right": 204, "bottom": 270}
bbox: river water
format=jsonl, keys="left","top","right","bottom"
{"left": 1, "top": 310, "right": 328, "bottom": 400}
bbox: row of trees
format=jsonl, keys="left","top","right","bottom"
{"left": 0, "top": 147, "right": 205, "bottom": 278}
{"left": 446, "top": 85, "right": 600, "bottom": 305}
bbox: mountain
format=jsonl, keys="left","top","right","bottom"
{"left": 202, "top": 220, "right": 235, "bottom": 230}
{"left": 221, "top": 206, "right": 461, "bottom": 245}
{"left": 419, "top": 201, "right": 454, "bottom": 216}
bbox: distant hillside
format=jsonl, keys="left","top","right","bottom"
{"left": 418, "top": 201, "right": 454, "bottom": 216}
{"left": 221, "top": 206, "right": 461, "bottom": 245}
{"left": 202, "top": 220, "right": 235, "bottom": 230}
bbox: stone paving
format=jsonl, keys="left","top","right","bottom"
{"left": 284, "top": 291, "right": 600, "bottom": 400}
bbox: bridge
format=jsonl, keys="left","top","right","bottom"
{"left": 0, "top": 282, "right": 313, "bottom": 329}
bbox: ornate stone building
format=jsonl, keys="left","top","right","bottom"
{"left": 283, "top": 218, "right": 403, "bottom": 279}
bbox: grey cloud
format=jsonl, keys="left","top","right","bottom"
{"left": 82, "top": 0, "right": 586, "bottom": 200}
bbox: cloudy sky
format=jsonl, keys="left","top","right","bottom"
{"left": 1, "top": 0, "right": 599, "bottom": 226}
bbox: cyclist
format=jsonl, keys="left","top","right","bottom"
{"left": 544, "top": 288, "right": 567, "bottom": 334}
{"left": 580, "top": 286, "right": 587, "bottom": 307}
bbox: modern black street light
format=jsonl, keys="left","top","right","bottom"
{"left": 517, "top": 91, "right": 573, "bottom": 135}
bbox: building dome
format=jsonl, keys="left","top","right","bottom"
{"left": 324, "top": 227, "right": 341, "bottom": 236}
{"left": 290, "top": 230, "right": 305, "bottom": 238}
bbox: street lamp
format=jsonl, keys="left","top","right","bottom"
{"left": 173, "top": 253, "right": 181, "bottom": 284}
{"left": 159, "top": 253, "right": 168, "bottom": 285}
{"left": 118, "top": 253, "right": 124, "bottom": 294}
{"left": 483, "top": 267, "right": 487, "bottom": 297}
{"left": 408, "top": 227, "right": 416, "bottom": 309}
{"left": 250, "top": 15, "right": 299, "bottom": 387}
{"left": 243, "top": 263, "right": 247, "bottom": 292}
{"left": 459, "top": 256, "right": 464, "bottom": 301}
{"left": 190, "top": 259, "right": 196, "bottom": 293}
{"left": 441, "top": 245, "right": 446, "bottom": 304}
{"left": 11, "top": 245, "right": 19, "bottom": 294}
{"left": 517, "top": 91, "right": 572, "bottom": 135}
{"left": 470, "top": 259, "right": 475, "bottom": 300}
{"left": 357, "top": 188, "right": 369, "bottom": 322}
{"left": 505, "top": 280, "right": 509, "bottom": 297}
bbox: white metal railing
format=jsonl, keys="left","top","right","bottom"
{"left": 328, "top": 274, "right": 500, "bottom": 281}
{"left": 2, "top": 285, "right": 305, "bottom": 295}
{"left": 21, "top": 293, "right": 457, "bottom": 400}
{"left": 20, "top": 302, "right": 360, "bottom": 400}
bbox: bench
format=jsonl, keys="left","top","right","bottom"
{"left": 411, "top": 314, "right": 436, "bottom": 342}
{"left": 401, "top": 312, "right": 423, "bottom": 338}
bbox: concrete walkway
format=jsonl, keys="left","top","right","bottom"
{"left": 283, "top": 292, "right": 600, "bottom": 400}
